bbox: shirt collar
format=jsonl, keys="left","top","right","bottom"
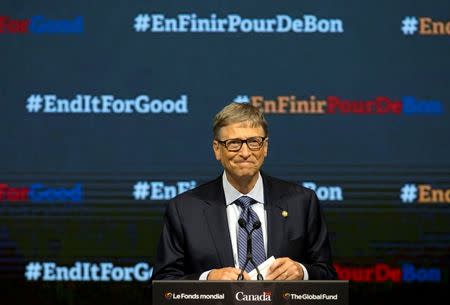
{"left": 222, "top": 171, "right": 264, "bottom": 206}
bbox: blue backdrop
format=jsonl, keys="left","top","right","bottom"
{"left": 1, "top": 1, "right": 449, "bottom": 304}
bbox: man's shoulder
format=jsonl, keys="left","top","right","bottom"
{"left": 262, "top": 173, "right": 315, "bottom": 198}
{"left": 170, "top": 176, "right": 222, "bottom": 204}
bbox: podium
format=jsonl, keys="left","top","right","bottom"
{"left": 153, "top": 280, "right": 348, "bottom": 305}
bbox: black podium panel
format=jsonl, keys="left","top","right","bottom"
{"left": 153, "top": 280, "right": 348, "bottom": 305}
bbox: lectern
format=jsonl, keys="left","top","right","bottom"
{"left": 153, "top": 280, "right": 348, "bottom": 305}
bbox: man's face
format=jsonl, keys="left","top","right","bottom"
{"left": 213, "top": 122, "right": 268, "bottom": 181}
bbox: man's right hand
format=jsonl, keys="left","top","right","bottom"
{"left": 207, "top": 267, "right": 250, "bottom": 280}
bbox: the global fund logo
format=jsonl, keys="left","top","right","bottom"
{"left": 282, "top": 292, "right": 338, "bottom": 300}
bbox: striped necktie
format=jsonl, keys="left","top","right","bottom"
{"left": 235, "top": 196, "right": 266, "bottom": 272}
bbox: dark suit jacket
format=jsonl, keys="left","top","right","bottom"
{"left": 152, "top": 173, "right": 337, "bottom": 280}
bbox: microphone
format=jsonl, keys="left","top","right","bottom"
{"left": 237, "top": 218, "right": 264, "bottom": 280}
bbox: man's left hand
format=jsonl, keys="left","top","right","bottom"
{"left": 265, "top": 257, "right": 304, "bottom": 280}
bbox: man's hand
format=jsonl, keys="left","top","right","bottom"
{"left": 265, "top": 257, "right": 304, "bottom": 280}
{"left": 207, "top": 267, "right": 250, "bottom": 280}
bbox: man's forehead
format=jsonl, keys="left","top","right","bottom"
{"left": 219, "top": 122, "right": 264, "bottom": 136}
{"left": 229, "top": 121, "right": 260, "bottom": 128}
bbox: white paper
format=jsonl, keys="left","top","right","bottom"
{"left": 248, "top": 256, "right": 275, "bottom": 280}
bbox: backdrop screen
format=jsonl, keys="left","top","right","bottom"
{"left": 1, "top": 0, "right": 449, "bottom": 304}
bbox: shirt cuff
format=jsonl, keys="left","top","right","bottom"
{"left": 199, "top": 270, "right": 211, "bottom": 280}
{"left": 300, "top": 263, "right": 309, "bottom": 280}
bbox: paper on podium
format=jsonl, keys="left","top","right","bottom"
{"left": 248, "top": 256, "right": 275, "bottom": 280}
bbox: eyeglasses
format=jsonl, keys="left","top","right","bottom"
{"left": 217, "top": 137, "right": 267, "bottom": 152}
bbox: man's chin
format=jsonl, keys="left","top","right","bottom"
{"left": 232, "top": 169, "right": 258, "bottom": 178}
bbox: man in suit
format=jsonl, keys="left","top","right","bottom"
{"left": 152, "top": 102, "right": 336, "bottom": 280}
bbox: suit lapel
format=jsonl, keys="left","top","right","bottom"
{"left": 263, "top": 174, "right": 288, "bottom": 258}
{"left": 202, "top": 178, "right": 234, "bottom": 267}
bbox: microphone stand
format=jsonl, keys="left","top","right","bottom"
{"left": 237, "top": 219, "right": 264, "bottom": 280}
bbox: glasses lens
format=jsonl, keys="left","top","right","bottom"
{"left": 226, "top": 140, "right": 242, "bottom": 151}
{"left": 247, "top": 137, "right": 263, "bottom": 149}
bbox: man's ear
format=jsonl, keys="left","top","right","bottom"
{"left": 213, "top": 141, "right": 221, "bottom": 161}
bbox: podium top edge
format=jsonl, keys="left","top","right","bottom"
{"left": 153, "top": 280, "right": 349, "bottom": 283}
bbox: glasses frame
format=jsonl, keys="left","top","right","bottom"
{"left": 216, "top": 136, "right": 267, "bottom": 152}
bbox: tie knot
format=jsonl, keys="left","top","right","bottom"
{"left": 235, "top": 196, "right": 256, "bottom": 209}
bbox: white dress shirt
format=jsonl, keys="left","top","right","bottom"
{"left": 199, "top": 172, "right": 308, "bottom": 280}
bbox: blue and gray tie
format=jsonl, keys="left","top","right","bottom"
{"left": 236, "top": 196, "right": 266, "bottom": 272}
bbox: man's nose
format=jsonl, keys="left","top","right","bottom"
{"left": 239, "top": 142, "right": 251, "bottom": 157}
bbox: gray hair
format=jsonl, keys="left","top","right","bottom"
{"left": 213, "top": 103, "right": 268, "bottom": 139}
